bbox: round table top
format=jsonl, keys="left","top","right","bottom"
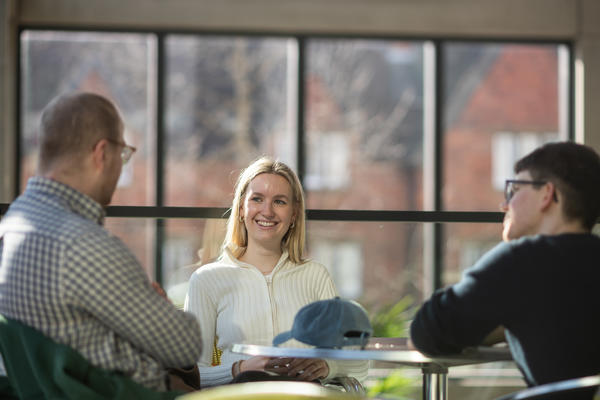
{"left": 231, "top": 341, "right": 513, "bottom": 369}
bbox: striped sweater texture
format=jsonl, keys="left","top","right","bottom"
{"left": 184, "top": 249, "right": 368, "bottom": 387}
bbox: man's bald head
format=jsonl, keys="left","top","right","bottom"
{"left": 38, "top": 92, "right": 123, "bottom": 173}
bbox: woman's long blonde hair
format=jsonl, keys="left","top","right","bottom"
{"left": 223, "top": 156, "right": 306, "bottom": 264}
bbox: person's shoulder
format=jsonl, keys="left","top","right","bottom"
{"left": 476, "top": 235, "right": 561, "bottom": 263}
{"left": 66, "top": 216, "right": 117, "bottom": 245}
{"left": 511, "top": 234, "right": 551, "bottom": 246}
{"left": 3, "top": 194, "right": 101, "bottom": 243}
{"left": 288, "top": 258, "right": 331, "bottom": 276}
{"left": 61, "top": 213, "right": 106, "bottom": 240}
{"left": 548, "top": 232, "right": 600, "bottom": 244}
{"left": 190, "top": 258, "right": 237, "bottom": 278}
{"left": 474, "top": 240, "right": 513, "bottom": 261}
{"left": 298, "top": 258, "right": 327, "bottom": 268}
{"left": 482, "top": 234, "right": 597, "bottom": 270}
{"left": 487, "top": 235, "right": 556, "bottom": 256}
{"left": 461, "top": 241, "right": 520, "bottom": 278}
{"left": 508, "top": 233, "right": 597, "bottom": 252}
{"left": 187, "top": 258, "right": 244, "bottom": 293}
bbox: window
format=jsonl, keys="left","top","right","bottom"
{"left": 309, "top": 237, "right": 363, "bottom": 298}
{"left": 164, "top": 35, "right": 295, "bottom": 207}
{"left": 307, "top": 221, "right": 424, "bottom": 305}
{"left": 491, "top": 132, "right": 558, "bottom": 190}
{"left": 305, "top": 132, "right": 351, "bottom": 191}
{"left": 11, "top": 28, "right": 574, "bottom": 400}
{"left": 306, "top": 39, "right": 424, "bottom": 211}
{"left": 443, "top": 42, "right": 569, "bottom": 212}
{"left": 443, "top": 223, "right": 501, "bottom": 284}
{"left": 20, "top": 31, "right": 157, "bottom": 207}
{"left": 163, "top": 218, "right": 227, "bottom": 306}
{"left": 16, "top": 30, "right": 572, "bottom": 313}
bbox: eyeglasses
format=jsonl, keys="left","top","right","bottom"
{"left": 504, "top": 179, "right": 558, "bottom": 203}
{"left": 105, "top": 138, "right": 137, "bottom": 165}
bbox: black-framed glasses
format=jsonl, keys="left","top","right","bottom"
{"left": 504, "top": 179, "right": 558, "bottom": 203}
{"left": 106, "top": 138, "right": 137, "bottom": 165}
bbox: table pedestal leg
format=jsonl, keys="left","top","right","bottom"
{"left": 422, "top": 365, "right": 448, "bottom": 400}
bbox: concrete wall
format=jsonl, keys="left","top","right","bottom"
{"left": 0, "top": 0, "right": 17, "bottom": 203}
{"left": 2, "top": 0, "right": 600, "bottom": 200}
{"left": 577, "top": 0, "right": 600, "bottom": 150}
{"left": 16, "top": 0, "right": 578, "bottom": 38}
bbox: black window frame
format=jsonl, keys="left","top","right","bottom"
{"left": 4, "top": 26, "right": 575, "bottom": 293}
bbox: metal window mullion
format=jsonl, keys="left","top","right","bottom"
{"left": 433, "top": 40, "right": 445, "bottom": 292}
{"left": 567, "top": 42, "right": 575, "bottom": 142}
{"left": 297, "top": 36, "right": 306, "bottom": 184}
{"left": 154, "top": 33, "right": 166, "bottom": 285}
{"left": 423, "top": 40, "right": 444, "bottom": 298}
{"left": 15, "top": 28, "right": 23, "bottom": 199}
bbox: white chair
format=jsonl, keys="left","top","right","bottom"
{"left": 328, "top": 376, "right": 366, "bottom": 395}
{"left": 175, "top": 381, "right": 366, "bottom": 400}
{"left": 495, "top": 375, "right": 600, "bottom": 400}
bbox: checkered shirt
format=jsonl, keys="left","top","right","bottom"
{"left": 0, "top": 177, "right": 203, "bottom": 391}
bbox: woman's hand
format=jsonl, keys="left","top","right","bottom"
{"left": 265, "top": 357, "right": 329, "bottom": 381}
{"left": 264, "top": 357, "right": 293, "bottom": 375}
{"left": 236, "top": 356, "right": 271, "bottom": 375}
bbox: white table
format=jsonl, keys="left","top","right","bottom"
{"left": 232, "top": 340, "right": 513, "bottom": 400}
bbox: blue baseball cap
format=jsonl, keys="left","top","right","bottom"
{"left": 272, "top": 297, "right": 373, "bottom": 348}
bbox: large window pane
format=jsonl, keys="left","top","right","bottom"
{"left": 442, "top": 221, "right": 525, "bottom": 400}
{"left": 164, "top": 35, "right": 295, "bottom": 207}
{"left": 306, "top": 221, "right": 424, "bottom": 312}
{"left": 448, "top": 362, "right": 525, "bottom": 400}
{"left": 161, "top": 219, "right": 424, "bottom": 316}
{"left": 105, "top": 217, "right": 156, "bottom": 279}
{"left": 443, "top": 222, "right": 502, "bottom": 286}
{"left": 305, "top": 40, "right": 425, "bottom": 211}
{"left": 163, "top": 218, "right": 227, "bottom": 307}
{"left": 443, "top": 43, "right": 569, "bottom": 211}
{"left": 20, "top": 30, "right": 157, "bottom": 206}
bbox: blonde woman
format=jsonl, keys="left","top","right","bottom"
{"left": 184, "top": 157, "right": 367, "bottom": 387}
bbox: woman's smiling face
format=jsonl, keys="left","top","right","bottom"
{"left": 241, "top": 173, "right": 296, "bottom": 252}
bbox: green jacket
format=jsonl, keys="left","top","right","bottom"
{"left": 0, "top": 314, "right": 183, "bottom": 400}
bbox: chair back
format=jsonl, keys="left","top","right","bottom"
{"left": 328, "top": 376, "right": 365, "bottom": 395}
{"left": 0, "top": 314, "right": 180, "bottom": 399}
{"left": 495, "top": 375, "right": 600, "bottom": 400}
{"left": 176, "top": 381, "right": 366, "bottom": 400}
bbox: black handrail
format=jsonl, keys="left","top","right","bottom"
{"left": 1, "top": 203, "right": 503, "bottom": 223}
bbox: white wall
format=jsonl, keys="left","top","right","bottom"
{"left": 2, "top": 0, "right": 600, "bottom": 200}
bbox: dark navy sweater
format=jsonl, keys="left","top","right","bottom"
{"left": 411, "top": 234, "right": 600, "bottom": 398}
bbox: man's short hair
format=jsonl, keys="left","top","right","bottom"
{"left": 515, "top": 141, "right": 600, "bottom": 230}
{"left": 38, "top": 92, "right": 123, "bottom": 172}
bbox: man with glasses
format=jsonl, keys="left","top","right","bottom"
{"left": 410, "top": 142, "right": 600, "bottom": 397}
{"left": 0, "top": 92, "right": 202, "bottom": 392}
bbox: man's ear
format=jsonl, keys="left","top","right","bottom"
{"left": 539, "top": 182, "right": 557, "bottom": 211}
{"left": 91, "top": 139, "right": 108, "bottom": 171}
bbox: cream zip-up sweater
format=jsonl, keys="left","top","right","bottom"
{"left": 184, "top": 249, "right": 368, "bottom": 387}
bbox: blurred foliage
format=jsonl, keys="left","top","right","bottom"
{"left": 366, "top": 296, "right": 417, "bottom": 398}
{"left": 367, "top": 370, "right": 417, "bottom": 399}
{"left": 370, "top": 295, "right": 415, "bottom": 338}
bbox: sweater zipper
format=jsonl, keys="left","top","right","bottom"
{"left": 264, "top": 274, "right": 278, "bottom": 334}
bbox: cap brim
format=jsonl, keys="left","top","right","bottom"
{"left": 272, "top": 331, "right": 293, "bottom": 346}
